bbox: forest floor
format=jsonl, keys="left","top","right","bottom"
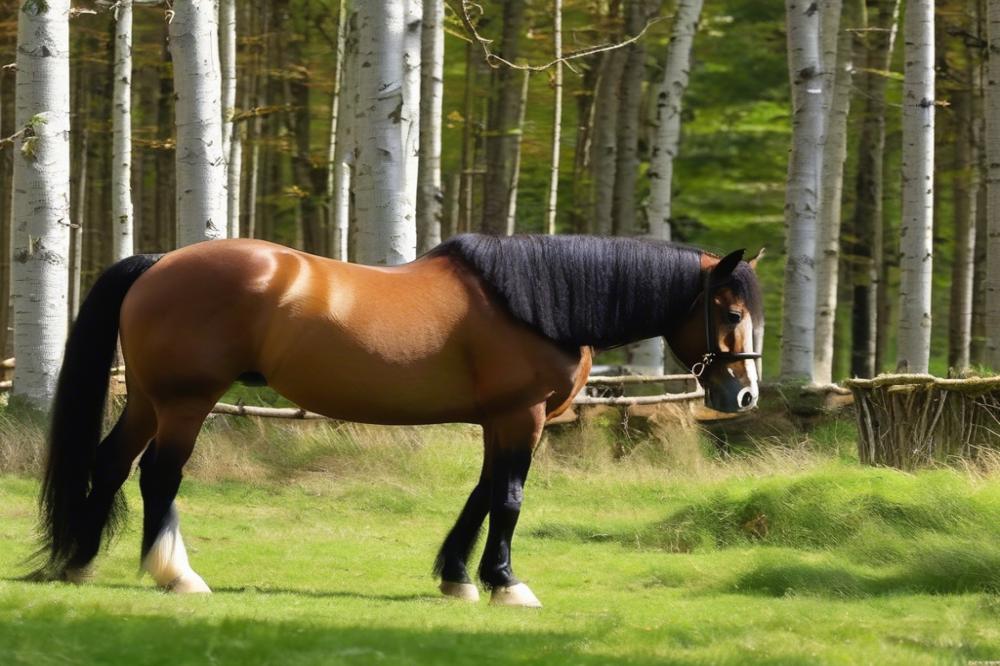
{"left": 1, "top": 416, "right": 999, "bottom": 665}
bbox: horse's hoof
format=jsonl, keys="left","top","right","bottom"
{"left": 63, "top": 566, "right": 92, "bottom": 585}
{"left": 166, "top": 571, "right": 212, "bottom": 594}
{"left": 490, "top": 583, "right": 542, "bottom": 608}
{"left": 439, "top": 580, "right": 480, "bottom": 602}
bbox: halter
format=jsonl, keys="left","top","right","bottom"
{"left": 690, "top": 272, "right": 762, "bottom": 378}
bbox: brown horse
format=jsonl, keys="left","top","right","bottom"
{"left": 32, "top": 234, "right": 763, "bottom": 607}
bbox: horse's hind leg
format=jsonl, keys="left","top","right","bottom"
{"left": 63, "top": 395, "right": 156, "bottom": 582}
{"left": 139, "top": 402, "right": 212, "bottom": 593}
{"left": 434, "top": 451, "right": 492, "bottom": 602}
{"left": 478, "top": 404, "right": 545, "bottom": 608}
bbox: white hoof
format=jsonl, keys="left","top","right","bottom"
{"left": 63, "top": 566, "right": 92, "bottom": 585}
{"left": 166, "top": 571, "right": 212, "bottom": 594}
{"left": 490, "top": 583, "right": 542, "bottom": 608}
{"left": 439, "top": 580, "right": 480, "bottom": 602}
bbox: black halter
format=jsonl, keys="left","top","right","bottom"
{"left": 690, "top": 272, "right": 762, "bottom": 378}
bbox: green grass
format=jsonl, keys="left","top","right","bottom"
{"left": 1, "top": 419, "right": 999, "bottom": 665}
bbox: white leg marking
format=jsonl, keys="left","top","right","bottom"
{"left": 439, "top": 581, "right": 480, "bottom": 602}
{"left": 143, "top": 519, "right": 211, "bottom": 593}
{"left": 490, "top": 582, "right": 542, "bottom": 608}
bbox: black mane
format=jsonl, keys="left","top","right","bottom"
{"left": 428, "top": 234, "right": 709, "bottom": 349}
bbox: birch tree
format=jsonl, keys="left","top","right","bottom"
{"left": 417, "top": 0, "right": 443, "bottom": 252}
{"left": 779, "top": 0, "right": 823, "bottom": 383}
{"left": 544, "top": 0, "right": 563, "bottom": 236}
{"left": 111, "top": 0, "right": 134, "bottom": 260}
{"left": 331, "top": 5, "right": 356, "bottom": 262}
{"left": 325, "top": 0, "right": 348, "bottom": 257}
{"left": 896, "top": 0, "right": 934, "bottom": 374}
{"left": 848, "top": 0, "right": 899, "bottom": 377}
{"left": 985, "top": 0, "right": 1000, "bottom": 368}
{"left": 11, "top": 0, "right": 71, "bottom": 408}
{"left": 647, "top": 0, "right": 703, "bottom": 241}
{"left": 170, "top": 0, "right": 227, "bottom": 246}
{"left": 220, "top": 0, "right": 239, "bottom": 238}
{"left": 353, "top": 0, "right": 420, "bottom": 265}
{"left": 813, "top": 0, "right": 856, "bottom": 384}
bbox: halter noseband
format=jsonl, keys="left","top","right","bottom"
{"left": 690, "top": 272, "right": 762, "bottom": 378}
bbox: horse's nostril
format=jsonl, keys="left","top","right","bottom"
{"left": 738, "top": 389, "right": 754, "bottom": 408}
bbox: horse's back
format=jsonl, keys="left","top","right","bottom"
{"left": 119, "top": 239, "right": 585, "bottom": 425}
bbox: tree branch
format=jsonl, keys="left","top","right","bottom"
{"left": 449, "top": 0, "right": 666, "bottom": 75}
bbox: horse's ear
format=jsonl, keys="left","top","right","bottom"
{"left": 712, "top": 249, "right": 745, "bottom": 279}
{"left": 748, "top": 247, "right": 765, "bottom": 270}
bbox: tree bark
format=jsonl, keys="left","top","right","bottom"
{"left": 848, "top": 0, "right": 898, "bottom": 378}
{"left": 112, "top": 0, "right": 134, "bottom": 260}
{"left": 896, "top": 0, "right": 934, "bottom": 374}
{"left": 813, "top": 0, "right": 857, "bottom": 384}
{"left": 11, "top": 0, "right": 72, "bottom": 408}
{"left": 171, "top": 0, "right": 227, "bottom": 246}
{"left": 417, "top": 0, "right": 444, "bottom": 252}
{"left": 779, "top": 0, "right": 824, "bottom": 382}
{"left": 353, "top": 0, "right": 421, "bottom": 265}
{"left": 481, "top": 1, "right": 527, "bottom": 235}
{"left": 544, "top": 0, "right": 563, "bottom": 235}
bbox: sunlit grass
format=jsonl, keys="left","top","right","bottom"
{"left": 1, "top": 414, "right": 998, "bottom": 664}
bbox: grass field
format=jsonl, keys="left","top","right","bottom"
{"left": 1, "top": 416, "right": 999, "bottom": 665}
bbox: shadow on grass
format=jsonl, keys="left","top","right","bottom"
{"left": 730, "top": 543, "right": 1000, "bottom": 598}
{"left": 0, "top": 604, "right": 670, "bottom": 666}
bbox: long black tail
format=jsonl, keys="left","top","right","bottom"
{"left": 33, "top": 254, "right": 161, "bottom": 577}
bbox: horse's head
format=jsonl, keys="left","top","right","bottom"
{"left": 668, "top": 248, "right": 764, "bottom": 413}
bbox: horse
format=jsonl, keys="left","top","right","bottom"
{"left": 30, "top": 234, "right": 763, "bottom": 607}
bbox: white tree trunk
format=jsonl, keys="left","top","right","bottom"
{"left": 985, "top": 0, "right": 1000, "bottom": 368}
{"left": 647, "top": 0, "right": 703, "bottom": 241}
{"left": 779, "top": 0, "right": 824, "bottom": 383}
{"left": 112, "top": 0, "right": 134, "bottom": 260}
{"left": 504, "top": 70, "right": 530, "bottom": 235}
{"left": 544, "top": 0, "right": 563, "bottom": 235}
{"left": 896, "top": 0, "right": 934, "bottom": 373}
{"left": 11, "top": 0, "right": 71, "bottom": 408}
{"left": 325, "top": 0, "right": 348, "bottom": 256}
{"left": 220, "top": 0, "right": 237, "bottom": 237}
{"left": 332, "top": 4, "right": 357, "bottom": 261}
{"left": 636, "top": 0, "right": 704, "bottom": 376}
{"left": 353, "top": 0, "right": 420, "bottom": 265}
{"left": 227, "top": 122, "right": 242, "bottom": 239}
{"left": 813, "top": 0, "right": 855, "bottom": 384}
{"left": 171, "top": 0, "right": 227, "bottom": 247}
{"left": 417, "top": 0, "right": 443, "bottom": 253}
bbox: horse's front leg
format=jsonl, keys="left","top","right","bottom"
{"left": 477, "top": 405, "right": 545, "bottom": 607}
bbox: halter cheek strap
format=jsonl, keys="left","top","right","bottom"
{"left": 692, "top": 272, "right": 761, "bottom": 378}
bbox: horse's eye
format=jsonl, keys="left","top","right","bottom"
{"left": 727, "top": 310, "right": 742, "bottom": 325}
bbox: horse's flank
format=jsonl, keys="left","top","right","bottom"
{"left": 119, "top": 238, "right": 588, "bottom": 426}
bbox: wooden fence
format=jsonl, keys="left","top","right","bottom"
{"left": 844, "top": 374, "right": 1000, "bottom": 469}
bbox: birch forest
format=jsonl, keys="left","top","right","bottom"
{"left": 3, "top": 0, "right": 1000, "bottom": 406}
